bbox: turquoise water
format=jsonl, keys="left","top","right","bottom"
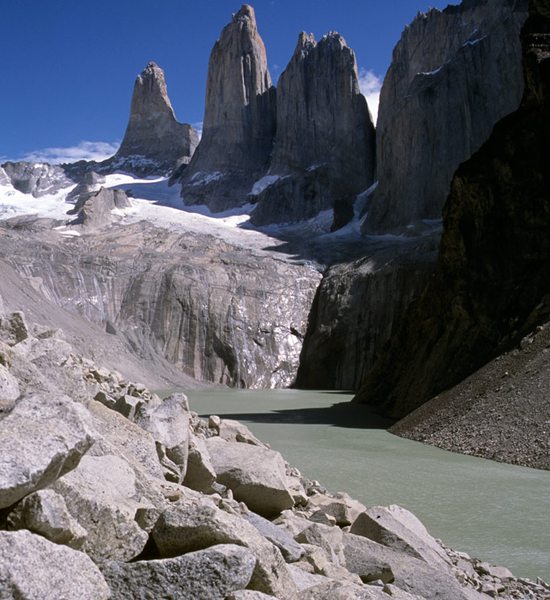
{"left": 182, "top": 389, "right": 550, "bottom": 582}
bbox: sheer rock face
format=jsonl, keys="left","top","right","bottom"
{"left": 364, "top": 0, "right": 528, "bottom": 234}
{"left": 180, "top": 5, "right": 276, "bottom": 212}
{"left": 251, "top": 33, "right": 375, "bottom": 229}
{"left": 355, "top": 0, "right": 550, "bottom": 418}
{"left": 113, "top": 62, "right": 199, "bottom": 174}
{"left": 295, "top": 240, "right": 436, "bottom": 390}
{"left": 0, "top": 221, "right": 320, "bottom": 389}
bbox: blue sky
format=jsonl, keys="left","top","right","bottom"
{"left": 0, "top": 0, "right": 451, "bottom": 163}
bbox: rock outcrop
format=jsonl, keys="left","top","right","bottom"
{"left": 295, "top": 238, "right": 437, "bottom": 390}
{"left": 70, "top": 187, "right": 131, "bottom": 229}
{"left": 1, "top": 161, "right": 73, "bottom": 197}
{"left": 180, "top": 5, "right": 276, "bottom": 212}
{"left": 0, "top": 219, "right": 320, "bottom": 389}
{"left": 250, "top": 32, "right": 375, "bottom": 229}
{"left": 355, "top": 0, "right": 550, "bottom": 419}
{"left": 111, "top": 61, "right": 199, "bottom": 174}
{"left": 364, "top": 0, "right": 528, "bottom": 233}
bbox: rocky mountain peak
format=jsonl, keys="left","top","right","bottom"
{"left": 250, "top": 28, "right": 375, "bottom": 228}
{"left": 113, "top": 61, "right": 198, "bottom": 174}
{"left": 179, "top": 4, "right": 276, "bottom": 212}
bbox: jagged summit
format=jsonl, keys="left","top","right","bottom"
{"left": 179, "top": 4, "right": 276, "bottom": 212}
{"left": 250, "top": 28, "right": 375, "bottom": 228}
{"left": 113, "top": 61, "right": 198, "bottom": 174}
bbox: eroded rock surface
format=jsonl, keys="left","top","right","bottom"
{"left": 112, "top": 61, "right": 199, "bottom": 175}
{"left": 250, "top": 32, "right": 375, "bottom": 229}
{"left": 180, "top": 5, "right": 276, "bottom": 211}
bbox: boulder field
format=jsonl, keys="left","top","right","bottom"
{"left": 0, "top": 302, "right": 548, "bottom": 599}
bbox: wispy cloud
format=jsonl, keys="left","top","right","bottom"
{"left": 358, "top": 69, "right": 382, "bottom": 126}
{"left": 19, "top": 140, "right": 119, "bottom": 164}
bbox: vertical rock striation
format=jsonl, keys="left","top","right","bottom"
{"left": 364, "top": 0, "right": 528, "bottom": 234}
{"left": 180, "top": 5, "right": 276, "bottom": 212}
{"left": 355, "top": 0, "right": 550, "bottom": 418}
{"left": 113, "top": 61, "right": 199, "bottom": 174}
{"left": 250, "top": 32, "right": 375, "bottom": 229}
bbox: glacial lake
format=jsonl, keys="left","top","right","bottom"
{"left": 179, "top": 389, "right": 550, "bottom": 582}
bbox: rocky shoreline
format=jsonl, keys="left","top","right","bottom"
{"left": 1, "top": 302, "right": 548, "bottom": 599}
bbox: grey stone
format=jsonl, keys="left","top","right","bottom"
{"left": 244, "top": 510, "right": 305, "bottom": 562}
{"left": 113, "top": 61, "right": 198, "bottom": 175}
{"left": 180, "top": 5, "right": 276, "bottom": 212}
{"left": 0, "top": 530, "right": 109, "bottom": 600}
{"left": 0, "top": 393, "right": 94, "bottom": 509}
{"left": 251, "top": 32, "right": 375, "bottom": 229}
{"left": 0, "top": 310, "right": 30, "bottom": 346}
{"left": 295, "top": 523, "right": 346, "bottom": 568}
{"left": 53, "top": 454, "right": 149, "bottom": 561}
{"left": 0, "top": 363, "right": 20, "bottom": 412}
{"left": 219, "top": 418, "right": 268, "bottom": 446}
{"left": 1, "top": 161, "right": 73, "bottom": 197}
{"left": 100, "top": 544, "right": 256, "bottom": 600}
{"left": 364, "top": 0, "right": 528, "bottom": 233}
{"left": 226, "top": 592, "right": 280, "bottom": 600}
{"left": 7, "top": 489, "right": 87, "bottom": 549}
{"left": 299, "top": 579, "right": 387, "bottom": 599}
{"left": 72, "top": 187, "right": 131, "bottom": 229}
{"left": 287, "top": 565, "right": 329, "bottom": 591}
{"left": 344, "top": 533, "right": 484, "bottom": 600}
{"left": 152, "top": 498, "right": 297, "bottom": 599}
{"left": 350, "top": 504, "right": 450, "bottom": 566}
{"left": 184, "top": 433, "right": 217, "bottom": 492}
{"left": 206, "top": 437, "right": 295, "bottom": 517}
{"left": 307, "top": 492, "right": 367, "bottom": 527}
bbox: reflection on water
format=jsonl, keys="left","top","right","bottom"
{"left": 180, "top": 388, "right": 550, "bottom": 582}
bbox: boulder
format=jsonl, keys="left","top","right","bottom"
{"left": 218, "top": 418, "right": 268, "bottom": 447}
{"left": 0, "top": 363, "right": 20, "bottom": 412}
{"left": 180, "top": 4, "right": 276, "bottom": 212}
{"left": 299, "top": 579, "right": 387, "bottom": 600}
{"left": 134, "top": 391, "right": 190, "bottom": 482}
{"left": 53, "top": 454, "right": 149, "bottom": 561}
{"left": 226, "top": 592, "right": 280, "bottom": 600}
{"left": 7, "top": 489, "right": 87, "bottom": 549}
{"left": 112, "top": 61, "right": 198, "bottom": 174}
{"left": 152, "top": 498, "right": 297, "bottom": 599}
{"left": 244, "top": 510, "right": 305, "bottom": 562}
{"left": 0, "top": 310, "right": 30, "bottom": 346}
{"left": 183, "top": 433, "right": 217, "bottom": 492}
{"left": 100, "top": 544, "right": 256, "bottom": 600}
{"left": 0, "top": 393, "right": 94, "bottom": 509}
{"left": 295, "top": 523, "right": 346, "bottom": 568}
{"left": 206, "top": 437, "right": 294, "bottom": 517}
{"left": 73, "top": 187, "right": 131, "bottom": 229}
{"left": 343, "top": 533, "right": 484, "bottom": 600}
{"left": 0, "top": 530, "right": 109, "bottom": 600}
{"left": 308, "top": 492, "right": 367, "bottom": 527}
{"left": 350, "top": 504, "right": 450, "bottom": 565}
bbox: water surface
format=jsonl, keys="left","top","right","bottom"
{"left": 182, "top": 389, "right": 550, "bottom": 582}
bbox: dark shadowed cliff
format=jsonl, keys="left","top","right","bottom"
{"left": 354, "top": 0, "right": 550, "bottom": 419}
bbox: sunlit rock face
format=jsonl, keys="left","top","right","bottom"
{"left": 179, "top": 5, "right": 276, "bottom": 212}
{"left": 0, "top": 219, "right": 320, "bottom": 389}
{"left": 250, "top": 32, "right": 375, "bottom": 229}
{"left": 364, "top": 0, "right": 528, "bottom": 234}
{"left": 113, "top": 61, "right": 199, "bottom": 174}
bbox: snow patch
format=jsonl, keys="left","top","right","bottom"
{"left": 249, "top": 175, "right": 282, "bottom": 196}
{"left": 190, "top": 171, "right": 224, "bottom": 186}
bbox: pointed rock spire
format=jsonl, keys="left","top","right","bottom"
{"left": 250, "top": 31, "right": 375, "bottom": 228}
{"left": 180, "top": 4, "right": 276, "bottom": 212}
{"left": 115, "top": 61, "right": 198, "bottom": 173}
